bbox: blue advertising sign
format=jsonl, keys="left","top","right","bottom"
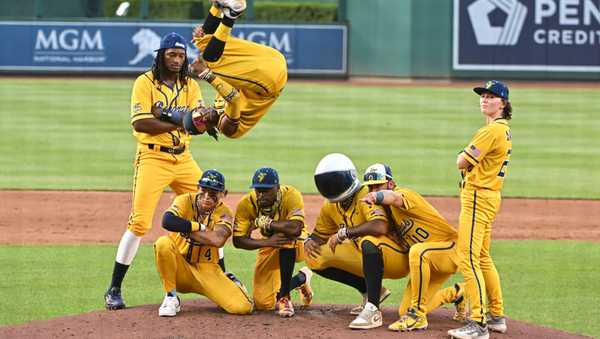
{"left": 0, "top": 21, "right": 347, "bottom": 75}
{"left": 453, "top": 0, "right": 600, "bottom": 71}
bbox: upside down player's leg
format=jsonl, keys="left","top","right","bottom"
{"left": 193, "top": 10, "right": 287, "bottom": 138}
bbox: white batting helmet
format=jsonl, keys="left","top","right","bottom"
{"left": 314, "top": 153, "right": 361, "bottom": 202}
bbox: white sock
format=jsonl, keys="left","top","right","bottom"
{"left": 115, "top": 230, "right": 142, "bottom": 265}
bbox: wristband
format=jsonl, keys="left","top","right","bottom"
{"left": 200, "top": 223, "right": 207, "bottom": 232}
{"left": 160, "top": 107, "right": 185, "bottom": 125}
{"left": 375, "top": 191, "right": 385, "bottom": 205}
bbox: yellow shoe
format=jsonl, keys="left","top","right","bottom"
{"left": 297, "top": 267, "right": 313, "bottom": 307}
{"left": 452, "top": 283, "right": 469, "bottom": 323}
{"left": 388, "top": 309, "right": 427, "bottom": 332}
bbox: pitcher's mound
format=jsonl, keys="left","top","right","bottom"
{"left": 0, "top": 299, "right": 589, "bottom": 339}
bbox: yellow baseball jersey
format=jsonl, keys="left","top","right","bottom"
{"left": 130, "top": 71, "right": 203, "bottom": 147}
{"left": 313, "top": 186, "right": 387, "bottom": 239}
{"left": 461, "top": 118, "right": 512, "bottom": 191}
{"left": 234, "top": 185, "right": 307, "bottom": 240}
{"left": 386, "top": 187, "right": 457, "bottom": 247}
{"left": 165, "top": 193, "right": 233, "bottom": 264}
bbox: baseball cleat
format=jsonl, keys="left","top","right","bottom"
{"left": 214, "top": 0, "right": 246, "bottom": 19}
{"left": 486, "top": 313, "right": 507, "bottom": 333}
{"left": 104, "top": 287, "right": 125, "bottom": 310}
{"left": 277, "top": 296, "right": 294, "bottom": 317}
{"left": 452, "top": 283, "right": 469, "bottom": 323}
{"left": 297, "top": 266, "right": 313, "bottom": 307}
{"left": 349, "top": 302, "right": 382, "bottom": 329}
{"left": 350, "top": 286, "right": 391, "bottom": 315}
{"left": 158, "top": 295, "right": 181, "bottom": 317}
{"left": 388, "top": 308, "right": 428, "bottom": 332}
{"left": 448, "top": 321, "right": 489, "bottom": 339}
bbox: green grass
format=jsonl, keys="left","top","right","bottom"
{"left": 0, "top": 241, "right": 598, "bottom": 337}
{"left": 0, "top": 79, "right": 599, "bottom": 198}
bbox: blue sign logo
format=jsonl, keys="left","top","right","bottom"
{"left": 454, "top": 0, "right": 600, "bottom": 72}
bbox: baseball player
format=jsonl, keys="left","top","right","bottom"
{"left": 360, "top": 163, "right": 466, "bottom": 332}
{"left": 184, "top": 0, "right": 287, "bottom": 139}
{"left": 233, "top": 167, "right": 313, "bottom": 317}
{"left": 305, "top": 153, "right": 410, "bottom": 330}
{"left": 154, "top": 169, "right": 253, "bottom": 316}
{"left": 448, "top": 80, "right": 512, "bottom": 339}
{"left": 104, "top": 32, "right": 233, "bottom": 310}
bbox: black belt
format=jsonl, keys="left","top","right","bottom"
{"left": 147, "top": 144, "right": 185, "bottom": 155}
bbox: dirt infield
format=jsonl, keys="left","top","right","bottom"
{"left": 1, "top": 190, "right": 597, "bottom": 338}
{"left": 0, "top": 300, "right": 590, "bottom": 339}
{"left": 1, "top": 190, "right": 599, "bottom": 244}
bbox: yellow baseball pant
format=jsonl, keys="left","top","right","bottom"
{"left": 405, "top": 241, "right": 460, "bottom": 317}
{"left": 359, "top": 235, "right": 410, "bottom": 279}
{"left": 127, "top": 145, "right": 202, "bottom": 236}
{"left": 253, "top": 242, "right": 305, "bottom": 310}
{"left": 306, "top": 236, "right": 409, "bottom": 280}
{"left": 195, "top": 35, "right": 287, "bottom": 138}
{"left": 154, "top": 236, "right": 253, "bottom": 315}
{"left": 457, "top": 188, "right": 504, "bottom": 322}
{"left": 305, "top": 240, "right": 364, "bottom": 277}
{"left": 397, "top": 279, "right": 462, "bottom": 316}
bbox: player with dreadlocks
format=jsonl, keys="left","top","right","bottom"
{"left": 104, "top": 32, "right": 226, "bottom": 310}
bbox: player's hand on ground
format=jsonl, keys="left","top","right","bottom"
{"left": 304, "top": 238, "right": 322, "bottom": 259}
{"left": 264, "top": 232, "right": 290, "bottom": 248}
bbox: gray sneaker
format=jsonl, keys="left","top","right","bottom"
{"left": 448, "top": 321, "right": 489, "bottom": 339}
{"left": 486, "top": 313, "right": 507, "bottom": 333}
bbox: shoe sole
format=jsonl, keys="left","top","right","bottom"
{"left": 447, "top": 332, "right": 489, "bottom": 339}
{"left": 159, "top": 306, "right": 181, "bottom": 317}
{"left": 488, "top": 324, "right": 507, "bottom": 333}
{"left": 349, "top": 322, "right": 383, "bottom": 330}
{"left": 106, "top": 304, "right": 125, "bottom": 311}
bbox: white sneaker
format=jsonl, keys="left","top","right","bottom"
{"left": 214, "top": 0, "right": 246, "bottom": 19}
{"left": 348, "top": 302, "right": 382, "bottom": 329}
{"left": 158, "top": 295, "right": 181, "bottom": 317}
{"left": 350, "top": 287, "right": 391, "bottom": 315}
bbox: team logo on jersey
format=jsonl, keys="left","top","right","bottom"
{"left": 467, "top": 0, "right": 527, "bottom": 46}
{"left": 132, "top": 102, "right": 142, "bottom": 113}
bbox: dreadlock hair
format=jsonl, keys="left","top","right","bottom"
{"left": 152, "top": 48, "right": 190, "bottom": 86}
{"left": 502, "top": 100, "right": 513, "bottom": 120}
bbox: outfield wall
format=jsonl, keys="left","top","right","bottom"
{"left": 347, "top": 0, "right": 600, "bottom": 80}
